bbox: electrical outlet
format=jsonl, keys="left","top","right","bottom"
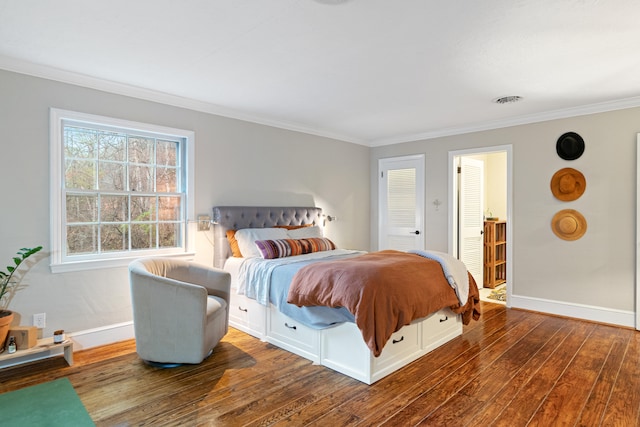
{"left": 197, "top": 215, "right": 211, "bottom": 231}
{"left": 33, "top": 312, "right": 46, "bottom": 328}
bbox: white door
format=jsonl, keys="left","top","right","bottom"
{"left": 378, "top": 154, "right": 425, "bottom": 251}
{"left": 459, "top": 156, "right": 484, "bottom": 286}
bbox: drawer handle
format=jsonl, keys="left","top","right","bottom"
{"left": 284, "top": 322, "right": 297, "bottom": 330}
{"left": 439, "top": 315, "right": 448, "bottom": 323}
{"left": 238, "top": 306, "right": 248, "bottom": 312}
{"left": 392, "top": 336, "right": 404, "bottom": 344}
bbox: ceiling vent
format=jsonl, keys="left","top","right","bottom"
{"left": 493, "top": 95, "right": 523, "bottom": 104}
{"left": 313, "top": 0, "right": 351, "bottom": 4}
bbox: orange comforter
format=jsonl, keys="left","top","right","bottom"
{"left": 287, "top": 250, "right": 480, "bottom": 356}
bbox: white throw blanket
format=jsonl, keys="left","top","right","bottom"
{"left": 409, "top": 249, "right": 469, "bottom": 305}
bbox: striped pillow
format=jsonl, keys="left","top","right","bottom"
{"left": 255, "top": 238, "right": 336, "bottom": 259}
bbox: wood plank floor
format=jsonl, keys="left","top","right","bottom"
{"left": 1, "top": 300, "right": 639, "bottom": 426}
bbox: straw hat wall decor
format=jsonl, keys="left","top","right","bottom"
{"left": 550, "top": 167, "right": 586, "bottom": 201}
{"left": 550, "top": 132, "right": 587, "bottom": 240}
{"left": 551, "top": 209, "right": 587, "bottom": 241}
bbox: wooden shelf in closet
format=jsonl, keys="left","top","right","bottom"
{"left": 483, "top": 220, "right": 507, "bottom": 289}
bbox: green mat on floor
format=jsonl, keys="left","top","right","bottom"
{"left": 0, "top": 378, "right": 94, "bottom": 426}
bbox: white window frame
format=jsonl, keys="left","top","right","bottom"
{"left": 50, "top": 108, "right": 196, "bottom": 273}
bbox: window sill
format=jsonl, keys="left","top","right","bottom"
{"left": 50, "top": 251, "right": 196, "bottom": 273}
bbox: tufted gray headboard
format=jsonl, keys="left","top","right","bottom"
{"left": 212, "top": 206, "right": 324, "bottom": 268}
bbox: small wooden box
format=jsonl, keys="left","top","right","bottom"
{"left": 8, "top": 326, "right": 38, "bottom": 350}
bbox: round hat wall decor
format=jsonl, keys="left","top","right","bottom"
{"left": 551, "top": 209, "right": 587, "bottom": 241}
{"left": 550, "top": 167, "right": 586, "bottom": 201}
{"left": 556, "top": 132, "right": 585, "bottom": 160}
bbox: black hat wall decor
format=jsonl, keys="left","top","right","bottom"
{"left": 556, "top": 131, "right": 585, "bottom": 160}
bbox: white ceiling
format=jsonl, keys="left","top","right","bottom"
{"left": 2, "top": 0, "right": 640, "bottom": 146}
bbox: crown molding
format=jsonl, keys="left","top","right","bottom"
{"left": 368, "top": 96, "right": 640, "bottom": 147}
{"left": 3, "top": 55, "right": 640, "bottom": 148}
{"left": 0, "top": 55, "right": 367, "bottom": 146}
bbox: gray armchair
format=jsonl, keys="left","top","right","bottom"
{"left": 129, "top": 257, "right": 231, "bottom": 365}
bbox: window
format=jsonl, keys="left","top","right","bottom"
{"left": 50, "top": 109, "right": 195, "bottom": 272}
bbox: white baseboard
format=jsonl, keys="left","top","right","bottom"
{"left": 68, "top": 321, "right": 135, "bottom": 351}
{"left": 509, "top": 294, "right": 635, "bottom": 329}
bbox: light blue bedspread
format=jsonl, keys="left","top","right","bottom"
{"left": 236, "top": 248, "right": 469, "bottom": 330}
{"left": 238, "top": 249, "right": 363, "bottom": 329}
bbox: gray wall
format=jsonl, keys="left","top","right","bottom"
{"left": 0, "top": 69, "right": 370, "bottom": 340}
{"left": 2, "top": 65, "right": 636, "bottom": 344}
{"left": 371, "top": 109, "right": 638, "bottom": 317}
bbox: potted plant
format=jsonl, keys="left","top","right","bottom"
{"left": 0, "top": 246, "right": 43, "bottom": 350}
{"left": 485, "top": 209, "right": 498, "bottom": 221}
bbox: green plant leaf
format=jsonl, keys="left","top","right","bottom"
{"left": 0, "top": 246, "right": 43, "bottom": 307}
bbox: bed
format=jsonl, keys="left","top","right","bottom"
{"left": 212, "top": 206, "right": 480, "bottom": 384}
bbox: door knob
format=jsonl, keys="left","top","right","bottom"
{"left": 410, "top": 230, "right": 420, "bottom": 235}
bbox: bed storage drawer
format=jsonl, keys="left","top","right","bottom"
{"left": 321, "top": 321, "right": 422, "bottom": 385}
{"left": 420, "top": 308, "right": 462, "bottom": 351}
{"left": 374, "top": 322, "right": 421, "bottom": 371}
{"left": 267, "top": 306, "right": 320, "bottom": 363}
{"left": 229, "top": 291, "right": 266, "bottom": 339}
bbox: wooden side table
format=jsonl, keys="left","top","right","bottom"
{"left": 0, "top": 337, "right": 73, "bottom": 368}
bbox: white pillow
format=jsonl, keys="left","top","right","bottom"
{"left": 234, "top": 227, "right": 290, "bottom": 258}
{"left": 287, "top": 225, "right": 323, "bottom": 239}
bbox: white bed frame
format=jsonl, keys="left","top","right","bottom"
{"left": 213, "top": 206, "right": 463, "bottom": 384}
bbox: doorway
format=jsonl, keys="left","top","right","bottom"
{"left": 449, "top": 145, "right": 513, "bottom": 306}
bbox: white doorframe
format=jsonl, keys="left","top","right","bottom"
{"left": 448, "top": 145, "right": 513, "bottom": 306}
{"left": 635, "top": 134, "right": 640, "bottom": 330}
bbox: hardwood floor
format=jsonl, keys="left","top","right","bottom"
{"left": 1, "top": 300, "right": 639, "bottom": 426}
